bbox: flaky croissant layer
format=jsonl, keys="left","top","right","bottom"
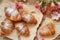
{"left": 1, "top": 19, "right": 14, "bottom": 36}
{"left": 39, "top": 23, "right": 55, "bottom": 37}
{"left": 19, "top": 9, "right": 37, "bottom": 24}
{"left": 4, "top": 7, "right": 22, "bottom": 22}
{"left": 15, "top": 22, "right": 30, "bottom": 37}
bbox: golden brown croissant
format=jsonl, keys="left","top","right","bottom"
{"left": 4, "top": 7, "right": 21, "bottom": 22}
{"left": 15, "top": 22, "right": 30, "bottom": 37}
{"left": 1, "top": 19, "right": 14, "bottom": 36}
{"left": 19, "top": 9, "right": 37, "bottom": 24}
{"left": 39, "top": 23, "right": 55, "bottom": 37}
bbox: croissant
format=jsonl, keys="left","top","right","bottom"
{"left": 15, "top": 22, "right": 30, "bottom": 37}
{"left": 39, "top": 23, "right": 55, "bottom": 37}
{"left": 4, "top": 7, "right": 21, "bottom": 22}
{"left": 19, "top": 9, "right": 37, "bottom": 24}
{"left": 1, "top": 19, "right": 14, "bottom": 36}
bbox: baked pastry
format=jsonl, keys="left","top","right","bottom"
{"left": 39, "top": 18, "right": 55, "bottom": 37}
{"left": 15, "top": 22, "right": 30, "bottom": 37}
{"left": 22, "top": 13, "right": 37, "bottom": 24}
{"left": 4, "top": 7, "right": 21, "bottom": 22}
{"left": 1, "top": 19, "right": 14, "bottom": 36}
{"left": 19, "top": 9, "right": 37, "bottom": 24}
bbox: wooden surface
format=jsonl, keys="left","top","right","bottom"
{"left": 53, "top": 34, "right": 60, "bottom": 40}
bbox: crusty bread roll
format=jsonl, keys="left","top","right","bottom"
{"left": 1, "top": 19, "right": 14, "bottom": 36}
{"left": 38, "top": 18, "right": 55, "bottom": 37}
{"left": 4, "top": 7, "right": 21, "bottom": 22}
{"left": 15, "top": 22, "right": 30, "bottom": 37}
